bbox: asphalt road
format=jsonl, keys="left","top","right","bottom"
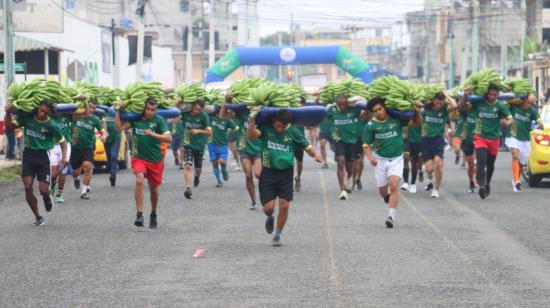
{"left": 1, "top": 149, "right": 550, "bottom": 307}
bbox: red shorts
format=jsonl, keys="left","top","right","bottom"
{"left": 473, "top": 135, "right": 500, "bottom": 156}
{"left": 131, "top": 157, "right": 164, "bottom": 187}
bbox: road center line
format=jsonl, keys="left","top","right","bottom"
{"left": 401, "top": 194, "right": 518, "bottom": 307}
{"left": 319, "top": 171, "right": 343, "bottom": 308}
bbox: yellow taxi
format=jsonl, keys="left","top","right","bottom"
{"left": 94, "top": 132, "right": 129, "bottom": 171}
{"left": 527, "top": 103, "right": 550, "bottom": 187}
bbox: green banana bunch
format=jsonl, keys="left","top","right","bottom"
{"left": 319, "top": 82, "right": 337, "bottom": 105}
{"left": 461, "top": 69, "right": 505, "bottom": 95}
{"left": 366, "top": 76, "right": 425, "bottom": 111}
{"left": 8, "top": 78, "right": 67, "bottom": 112}
{"left": 417, "top": 84, "right": 444, "bottom": 102}
{"left": 366, "top": 75, "right": 401, "bottom": 99}
{"left": 503, "top": 78, "right": 535, "bottom": 96}
{"left": 112, "top": 81, "right": 168, "bottom": 112}
{"left": 175, "top": 83, "right": 207, "bottom": 104}
{"left": 228, "top": 77, "right": 266, "bottom": 104}
{"left": 205, "top": 88, "right": 225, "bottom": 106}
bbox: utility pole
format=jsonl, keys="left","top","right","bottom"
{"left": 2, "top": 0, "right": 15, "bottom": 119}
{"left": 186, "top": 0, "right": 194, "bottom": 83}
{"left": 136, "top": 0, "right": 146, "bottom": 81}
{"left": 499, "top": 4, "right": 507, "bottom": 77}
{"left": 278, "top": 32, "right": 283, "bottom": 81}
{"left": 111, "top": 18, "right": 120, "bottom": 87}
{"left": 208, "top": 0, "right": 215, "bottom": 68}
{"left": 471, "top": 0, "right": 480, "bottom": 73}
{"left": 447, "top": 9, "right": 455, "bottom": 89}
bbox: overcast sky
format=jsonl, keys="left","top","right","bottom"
{"left": 257, "top": 0, "right": 425, "bottom": 37}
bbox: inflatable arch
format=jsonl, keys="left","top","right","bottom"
{"left": 205, "top": 45, "right": 372, "bottom": 84}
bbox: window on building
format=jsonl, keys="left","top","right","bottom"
{"left": 180, "top": 0, "right": 189, "bottom": 12}
{"left": 375, "top": 29, "right": 382, "bottom": 38}
{"left": 337, "top": 68, "right": 347, "bottom": 77}
{"left": 65, "top": 0, "right": 75, "bottom": 9}
{"left": 544, "top": 0, "right": 550, "bottom": 9}
{"left": 543, "top": 28, "right": 550, "bottom": 45}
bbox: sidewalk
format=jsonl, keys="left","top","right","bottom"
{"left": 0, "top": 159, "right": 21, "bottom": 171}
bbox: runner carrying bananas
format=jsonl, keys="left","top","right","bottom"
{"left": 220, "top": 93, "right": 262, "bottom": 210}
{"left": 208, "top": 112, "right": 238, "bottom": 188}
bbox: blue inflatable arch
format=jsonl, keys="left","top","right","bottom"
{"left": 205, "top": 45, "right": 372, "bottom": 84}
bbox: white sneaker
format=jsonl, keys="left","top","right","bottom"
{"left": 401, "top": 182, "right": 410, "bottom": 191}
{"left": 431, "top": 189, "right": 440, "bottom": 198}
{"left": 345, "top": 177, "right": 353, "bottom": 191}
{"left": 339, "top": 190, "right": 348, "bottom": 200}
{"left": 409, "top": 184, "right": 417, "bottom": 194}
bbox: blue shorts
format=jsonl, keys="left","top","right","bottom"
{"left": 421, "top": 136, "right": 445, "bottom": 161}
{"left": 208, "top": 144, "right": 228, "bottom": 162}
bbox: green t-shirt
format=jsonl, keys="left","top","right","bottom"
{"left": 235, "top": 109, "right": 261, "bottom": 155}
{"left": 72, "top": 115, "right": 104, "bottom": 149}
{"left": 471, "top": 100, "right": 512, "bottom": 140}
{"left": 258, "top": 124, "right": 311, "bottom": 170}
{"left": 15, "top": 115, "right": 64, "bottom": 151}
{"left": 407, "top": 125, "right": 422, "bottom": 144}
{"left": 363, "top": 116, "right": 407, "bottom": 159}
{"left": 356, "top": 117, "right": 369, "bottom": 142}
{"left": 422, "top": 106, "right": 449, "bottom": 138}
{"left": 130, "top": 115, "right": 170, "bottom": 163}
{"left": 327, "top": 105, "right": 361, "bottom": 144}
{"left": 209, "top": 114, "right": 238, "bottom": 146}
{"left": 507, "top": 105, "right": 541, "bottom": 141}
{"left": 319, "top": 117, "right": 332, "bottom": 135}
{"left": 50, "top": 115, "right": 73, "bottom": 144}
{"left": 453, "top": 114, "right": 465, "bottom": 138}
{"left": 182, "top": 111, "right": 211, "bottom": 151}
{"left": 460, "top": 111, "right": 476, "bottom": 142}
{"left": 171, "top": 118, "right": 184, "bottom": 137}
{"left": 105, "top": 115, "right": 122, "bottom": 143}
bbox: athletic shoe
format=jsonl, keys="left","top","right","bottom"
{"left": 216, "top": 182, "right": 223, "bottom": 188}
{"left": 515, "top": 181, "right": 522, "bottom": 192}
{"left": 356, "top": 180, "right": 363, "bottom": 190}
{"left": 193, "top": 175, "right": 200, "bottom": 188}
{"left": 179, "top": 165, "right": 184, "bottom": 170}
{"left": 455, "top": 155, "right": 460, "bottom": 165}
{"left": 74, "top": 177, "right": 80, "bottom": 190}
{"left": 184, "top": 188, "right": 192, "bottom": 199}
{"left": 418, "top": 171, "right": 424, "bottom": 183}
{"left": 444, "top": 144, "right": 451, "bottom": 151}
{"left": 34, "top": 216, "right": 45, "bottom": 226}
{"left": 235, "top": 166, "right": 241, "bottom": 171}
{"left": 424, "top": 181, "right": 433, "bottom": 191}
{"left": 222, "top": 171, "right": 229, "bottom": 181}
{"left": 109, "top": 175, "right": 116, "bottom": 187}
{"left": 409, "top": 184, "right": 417, "bottom": 193}
{"left": 134, "top": 215, "right": 144, "bottom": 227}
{"left": 383, "top": 194, "right": 390, "bottom": 204}
{"left": 294, "top": 178, "right": 301, "bottom": 192}
{"left": 55, "top": 194, "right": 64, "bottom": 203}
{"left": 479, "top": 186, "right": 486, "bottom": 200}
{"left": 272, "top": 234, "right": 282, "bottom": 246}
{"left": 174, "top": 158, "right": 180, "bottom": 166}
{"left": 44, "top": 194, "right": 53, "bottom": 212}
{"left": 431, "top": 189, "right": 440, "bottom": 198}
{"left": 401, "top": 182, "right": 410, "bottom": 192}
{"left": 461, "top": 162, "right": 466, "bottom": 169}
{"left": 385, "top": 216, "right": 394, "bottom": 228}
{"left": 321, "top": 163, "right": 329, "bottom": 169}
{"left": 468, "top": 181, "right": 476, "bottom": 193}
{"left": 265, "top": 215, "right": 275, "bottom": 234}
{"left": 339, "top": 190, "right": 348, "bottom": 200}
{"left": 486, "top": 183, "right": 491, "bottom": 197}
{"left": 50, "top": 182, "right": 57, "bottom": 196}
{"left": 249, "top": 202, "right": 258, "bottom": 210}
{"left": 80, "top": 192, "right": 90, "bottom": 200}
{"left": 149, "top": 213, "right": 157, "bottom": 229}
{"left": 345, "top": 177, "right": 353, "bottom": 191}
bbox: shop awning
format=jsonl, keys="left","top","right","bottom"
{"left": 0, "top": 35, "right": 71, "bottom": 53}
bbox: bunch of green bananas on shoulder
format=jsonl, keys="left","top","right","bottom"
{"left": 97, "top": 86, "right": 124, "bottom": 106}
{"left": 417, "top": 83, "right": 444, "bottom": 102}
{"left": 366, "top": 75, "right": 401, "bottom": 100}
{"left": 8, "top": 78, "right": 66, "bottom": 112}
{"left": 461, "top": 69, "right": 504, "bottom": 95}
{"left": 114, "top": 81, "right": 167, "bottom": 113}
{"left": 175, "top": 83, "right": 207, "bottom": 104}
{"left": 228, "top": 77, "right": 266, "bottom": 104}
{"left": 205, "top": 88, "right": 225, "bottom": 106}
{"left": 319, "top": 82, "right": 337, "bottom": 105}
{"left": 503, "top": 78, "right": 535, "bottom": 96}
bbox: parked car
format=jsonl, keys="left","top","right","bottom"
{"left": 527, "top": 104, "right": 550, "bottom": 187}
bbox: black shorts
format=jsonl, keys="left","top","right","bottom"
{"left": 228, "top": 131, "right": 238, "bottom": 143}
{"left": 259, "top": 167, "right": 294, "bottom": 205}
{"left": 409, "top": 142, "right": 422, "bottom": 159}
{"left": 421, "top": 137, "right": 445, "bottom": 161}
{"left": 183, "top": 146, "right": 204, "bottom": 169}
{"left": 461, "top": 140, "right": 475, "bottom": 156}
{"left": 70, "top": 147, "right": 94, "bottom": 169}
{"left": 22, "top": 148, "right": 50, "bottom": 182}
{"left": 334, "top": 141, "right": 356, "bottom": 161}
{"left": 294, "top": 148, "right": 304, "bottom": 162}
{"left": 319, "top": 132, "right": 332, "bottom": 141}
{"left": 403, "top": 139, "right": 411, "bottom": 152}
{"left": 240, "top": 151, "right": 259, "bottom": 162}
{"left": 355, "top": 139, "right": 364, "bottom": 158}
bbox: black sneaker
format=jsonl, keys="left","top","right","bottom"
{"left": 149, "top": 214, "right": 157, "bottom": 229}
{"left": 194, "top": 175, "right": 200, "bottom": 187}
{"left": 80, "top": 192, "right": 90, "bottom": 200}
{"left": 455, "top": 155, "right": 460, "bottom": 165}
{"left": 418, "top": 171, "right": 424, "bottom": 183}
{"left": 43, "top": 194, "right": 53, "bottom": 212}
{"left": 425, "top": 182, "right": 433, "bottom": 191}
{"left": 515, "top": 182, "right": 522, "bottom": 191}
{"left": 385, "top": 216, "right": 394, "bottom": 228}
{"left": 321, "top": 163, "right": 329, "bottom": 169}
{"left": 486, "top": 183, "right": 491, "bottom": 197}
{"left": 184, "top": 188, "right": 192, "bottom": 199}
{"left": 356, "top": 180, "right": 363, "bottom": 190}
{"left": 134, "top": 215, "right": 144, "bottom": 227}
{"left": 222, "top": 171, "right": 229, "bottom": 181}
{"left": 216, "top": 182, "right": 223, "bottom": 188}
{"left": 265, "top": 215, "right": 275, "bottom": 234}
{"left": 74, "top": 177, "right": 80, "bottom": 190}
{"left": 34, "top": 216, "right": 45, "bottom": 226}
{"left": 174, "top": 158, "right": 180, "bottom": 166}
{"left": 109, "top": 175, "right": 116, "bottom": 187}
{"left": 479, "top": 186, "right": 486, "bottom": 200}
{"left": 383, "top": 194, "right": 390, "bottom": 204}
{"left": 468, "top": 181, "right": 476, "bottom": 193}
